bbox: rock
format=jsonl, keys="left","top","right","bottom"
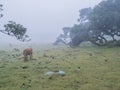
{"left": 45, "top": 70, "right": 65, "bottom": 75}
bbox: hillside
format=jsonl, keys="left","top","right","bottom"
{"left": 0, "top": 45, "right": 120, "bottom": 90}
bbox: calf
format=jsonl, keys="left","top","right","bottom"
{"left": 23, "top": 48, "right": 33, "bottom": 62}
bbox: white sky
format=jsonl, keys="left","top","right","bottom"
{"left": 0, "top": 0, "right": 102, "bottom": 44}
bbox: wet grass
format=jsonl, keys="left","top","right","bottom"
{"left": 0, "top": 45, "right": 120, "bottom": 90}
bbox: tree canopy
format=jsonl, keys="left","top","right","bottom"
{"left": 55, "top": 0, "right": 120, "bottom": 47}
{"left": 0, "top": 4, "right": 30, "bottom": 42}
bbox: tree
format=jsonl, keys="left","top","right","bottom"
{"left": 0, "top": 4, "right": 30, "bottom": 42}
{"left": 55, "top": 0, "right": 120, "bottom": 47}
{"left": 89, "top": 0, "right": 120, "bottom": 42}
{"left": 0, "top": 4, "right": 3, "bottom": 18}
{"left": 53, "top": 27, "right": 71, "bottom": 45}
{"left": 78, "top": 7, "right": 92, "bottom": 23}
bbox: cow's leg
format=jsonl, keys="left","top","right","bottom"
{"left": 30, "top": 54, "right": 32, "bottom": 60}
{"left": 24, "top": 56, "right": 28, "bottom": 62}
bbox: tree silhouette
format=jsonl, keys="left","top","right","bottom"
{"left": 55, "top": 0, "right": 120, "bottom": 47}
{"left": 0, "top": 4, "right": 30, "bottom": 42}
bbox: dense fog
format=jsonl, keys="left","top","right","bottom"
{"left": 0, "top": 0, "right": 102, "bottom": 44}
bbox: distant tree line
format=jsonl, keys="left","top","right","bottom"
{"left": 0, "top": 4, "right": 30, "bottom": 42}
{"left": 54, "top": 0, "right": 120, "bottom": 47}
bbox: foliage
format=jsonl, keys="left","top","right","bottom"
{"left": 3, "top": 21, "right": 30, "bottom": 42}
{"left": 69, "top": 24, "right": 90, "bottom": 47}
{"left": 53, "top": 27, "right": 71, "bottom": 45}
{"left": 0, "top": 4, "right": 30, "bottom": 42}
{"left": 78, "top": 7, "right": 92, "bottom": 23}
{"left": 0, "top": 4, "right": 3, "bottom": 18}
{"left": 89, "top": 0, "right": 120, "bottom": 40}
{"left": 55, "top": 0, "right": 120, "bottom": 47}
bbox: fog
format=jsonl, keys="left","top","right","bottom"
{"left": 0, "top": 0, "right": 102, "bottom": 45}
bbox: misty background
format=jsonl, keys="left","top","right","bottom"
{"left": 0, "top": 0, "right": 102, "bottom": 45}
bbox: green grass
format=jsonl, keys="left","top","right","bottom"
{"left": 0, "top": 45, "right": 120, "bottom": 90}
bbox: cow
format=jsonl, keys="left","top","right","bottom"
{"left": 23, "top": 48, "right": 33, "bottom": 62}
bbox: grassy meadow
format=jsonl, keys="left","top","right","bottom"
{"left": 0, "top": 44, "right": 120, "bottom": 90}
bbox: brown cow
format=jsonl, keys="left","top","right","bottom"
{"left": 23, "top": 48, "right": 33, "bottom": 62}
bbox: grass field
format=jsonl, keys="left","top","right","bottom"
{"left": 0, "top": 44, "right": 120, "bottom": 90}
